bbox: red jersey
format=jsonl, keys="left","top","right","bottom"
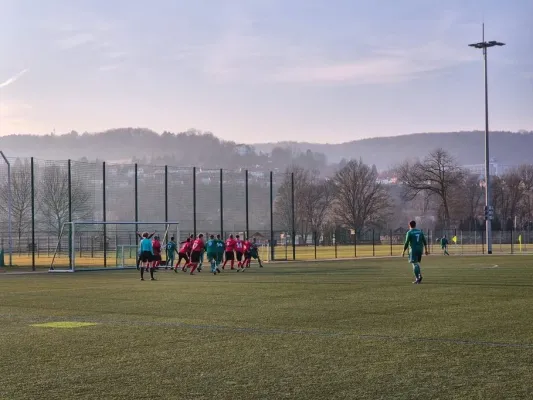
{"left": 152, "top": 240, "right": 161, "bottom": 256}
{"left": 179, "top": 241, "right": 191, "bottom": 254}
{"left": 235, "top": 239, "right": 244, "bottom": 253}
{"left": 225, "top": 238, "right": 236, "bottom": 252}
{"left": 191, "top": 238, "right": 204, "bottom": 252}
{"left": 243, "top": 240, "right": 251, "bottom": 252}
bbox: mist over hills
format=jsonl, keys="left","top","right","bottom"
{"left": 0, "top": 128, "right": 532, "bottom": 172}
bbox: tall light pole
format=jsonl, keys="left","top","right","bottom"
{"left": 468, "top": 24, "right": 505, "bottom": 255}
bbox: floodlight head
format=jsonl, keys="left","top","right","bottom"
{"left": 468, "top": 42, "right": 485, "bottom": 49}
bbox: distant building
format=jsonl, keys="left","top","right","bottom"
{"left": 462, "top": 159, "right": 514, "bottom": 177}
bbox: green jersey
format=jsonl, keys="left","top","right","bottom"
{"left": 440, "top": 237, "right": 448, "bottom": 247}
{"left": 166, "top": 241, "right": 177, "bottom": 255}
{"left": 404, "top": 228, "right": 427, "bottom": 253}
{"left": 206, "top": 239, "right": 217, "bottom": 255}
{"left": 215, "top": 239, "right": 225, "bottom": 254}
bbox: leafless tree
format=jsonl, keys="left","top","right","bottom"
{"left": 396, "top": 149, "right": 464, "bottom": 227}
{"left": 300, "top": 179, "right": 335, "bottom": 238}
{"left": 450, "top": 174, "right": 484, "bottom": 224}
{"left": 38, "top": 164, "right": 93, "bottom": 238}
{"left": 0, "top": 160, "right": 32, "bottom": 251}
{"left": 333, "top": 159, "right": 390, "bottom": 230}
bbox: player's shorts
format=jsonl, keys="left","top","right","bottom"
{"left": 140, "top": 251, "right": 152, "bottom": 263}
{"left": 177, "top": 252, "right": 189, "bottom": 264}
{"left": 206, "top": 253, "right": 216, "bottom": 262}
{"left": 409, "top": 250, "right": 422, "bottom": 264}
{"left": 191, "top": 251, "right": 202, "bottom": 263}
{"left": 225, "top": 251, "right": 234, "bottom": 261}
{"left": 153, "top": 254, "right": 162, "bottom": 262}
{"left": 215, "top": 253, "right": 224, "bottom": 263}
{"left": 244, "top": 251, "right": 251, "bottom": 260}
{"left": 235, "top": 252, "right": 243, "bottom": 262}
{"left": 250, "top": 250, "right": 258, "bottom": 259}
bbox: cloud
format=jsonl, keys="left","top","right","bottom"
{"left": 98, "top": 64, "right": 120, "bottom": 72}
{"left": 0, "top": 69, "right": 29, "bottom": 89}
{"left": 57, "top": 33, "right": 96, "bottom": 50}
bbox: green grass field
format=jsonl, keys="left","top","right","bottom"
{"left": 1, "top": 255, "right": 533, "bottom": 399}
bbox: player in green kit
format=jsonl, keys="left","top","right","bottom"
{"left": 440, "top": 235, "right": 449, "bottom": 255}
{"left": 215, "top": 234, "right": 224, "bottom": 273}
{"left": 165, "top": 237, "right": 177, "bottom": 269}
{"left": 205, "top": 235, "right": 219, "bottom": 275}
{"left": 402, "top": 220, "right": 429, "bottom": 284}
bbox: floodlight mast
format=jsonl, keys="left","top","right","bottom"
{"left": 468, "top": 24, "right": 505, "bottom": 255}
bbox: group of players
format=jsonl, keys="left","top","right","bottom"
{"left": 137, "top": 232, "right": 263, "bottom": 281}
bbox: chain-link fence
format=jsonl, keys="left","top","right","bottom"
{"left": 0, "top": 156, "right": 532, "bottom": 269}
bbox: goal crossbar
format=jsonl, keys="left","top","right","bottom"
{"left": 49, "top": 221, "right": 180, "bottom": 272}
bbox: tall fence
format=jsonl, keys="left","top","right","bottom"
{"left": 0, "top": 156, "right": 532, "bottom": 269}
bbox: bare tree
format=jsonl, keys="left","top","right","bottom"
{"left": 38, "top": 165, "right": 93, "bottom": 237}
{"left": 396, "top": 149, "right": 464, "bottom": 227}
{"left": 0, "top": 160, "right": 32, "bottom": 251}
{"left": 333, "top": 159, "right": 390, "bottom": 230}
{"left": 449, "top": 174, "right": 484, "bottom": 227}
{"left": 300, "top": 179, "right": 335, "bottom": 238}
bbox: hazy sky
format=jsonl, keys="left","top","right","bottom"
{"left": 1, "top": 0, "right": 532, "bottom": 144}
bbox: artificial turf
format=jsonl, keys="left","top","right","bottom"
{"left": 1, "top": 255, "right": 532, "bottom": 399}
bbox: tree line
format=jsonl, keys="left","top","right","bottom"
{"left": 274, "top": 149, "right": 533, "bottom": 244}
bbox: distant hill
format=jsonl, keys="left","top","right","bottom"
{"left": 1, "top": 129, "right": 532, "bottom": 171}
{"left": 253, "top": 131, "right": 533, "bottom": 169}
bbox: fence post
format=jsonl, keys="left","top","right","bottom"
{"left": 291, "top": 172, "right": 296, "bottom": 261}
{"left": 68, "top": 159, "right": 72, "bottom": 268}
{"left": 193, "top": 167, "right": 197, "bottom": 237}
{"left": 511, "top": 229, "right": 514, "bottom": 254}
{"left": 314, "top": 231, "right": 317, "bottom": 259}
{"left": 334, "top": 229, "right": 338, "bottom": 259}
{"left": 354, "top": 229, "right": 357, "bottom": 257}
{"left": 31, "top": 157, "right": 35, "bottom": 271}
{"left": 390, "top": 229, "right": 393, "bottom": 256}
{"left": 245, "top": 169, "right": 249, "bottom": 239}
{"left": 103, "top": 162, "right": 107, "bottom": 267}
{"left": 164, "top": 165, "right": 168, "bottom": 225}
{"left": 481, "top": 229, "right": 485, "bottom": 255}
{"left": 220, "top": 169, "right": 224, "bottom": 237}
{"left": 134, "top": 163, "right": 138, "bottom": 235}
{"left": 372, "top": 229, "right": 375, "bottom": 257}
{"left": 269, "top": 171, "right": 274, "bottom": 261}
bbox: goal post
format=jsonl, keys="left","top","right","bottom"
{"left": 49, "top": 221, "right": 180, "bottom": 272}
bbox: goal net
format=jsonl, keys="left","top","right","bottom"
{"left": 49, "top": 221, "right": 180, "bottom": 272}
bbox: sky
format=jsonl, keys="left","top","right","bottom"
{"left": 0, "top": 0, "right": 532, "bottom": 144}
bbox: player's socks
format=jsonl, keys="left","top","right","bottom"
{"left": 190, "top": 263, "right": 198, "bottom": 274}
{"left": 140, "top": 267, "right": 145, "bottom": 280}
{"left": 150, "top": 268, "right": 155, "bottom": 280}
{"left": 230, "top": 260, "right": 235, "bottom": 270}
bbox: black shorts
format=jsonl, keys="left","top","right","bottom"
{"left": 140, "top": 251, "right": 152, "bottom": 263}
{"left": 191, "top": 251, "right": 202, "bottom": 263}
{"left": 177, "top": 252, "right": 189, "bottom": 264}
{"left": 225, "top": 251, "right": 234, "bottom": 261}
{"left": 153, "top": 254, "right": 161, "bottom": 262}
{"left": 244, "top": 251, "right": 251, "bottom": 260}
{"left": 236, "top": 252, "right": 243, "bottom": 262}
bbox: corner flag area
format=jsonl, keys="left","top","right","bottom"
{"left": 1, "top": 255, "right": 532, "bottom": 399}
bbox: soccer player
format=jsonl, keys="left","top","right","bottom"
{"left": 152, "top": 235, "right": 162, "bottom": 270}
{"left": 441, "top": 235, "right": 450, "bottom": 256}
{"left": 139, "top": 232, "right": 155, "bottom": 281}
{"left": 175, "top": 238, "right": 191, "bottom": 272}
{"left": 402, "top": 220, "right": 429, "bottom": 284}
{"left": 189, "top": 234, "right": 205, "bottom": 275}
{"left": 165, "top": 236, "right": 177, "bottom": 269}
{"left": 235, "top": 234, "right": 244, "bottom": 268}
{"left": 205, "top": 235, "right": 218, "bottom": 275}
{"left": 222, "top": 234, "right": 236, "bottom": 270}
{"left": 250, "top": 237, "right": 264, "bottom": 268}
{"left": 240, "top": 237, "right": 252, "bottom": 271}
{"left": 215, "top": 234, "right": 224, "bottom": 273}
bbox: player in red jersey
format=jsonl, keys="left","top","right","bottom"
{"left": 234, "top": 235, "right": 245, "bottom": 269}
{"left": 222, "top": 234, "right": 236, "bottom": 270}
{"left": 152, "top": 235, "right": 162, "bottom": 270}
{"left": 240, "top": 237, "right": 252, "bottom": 271}
{"left": 175, "top": 237, "right": 192, "bottom": 272}
{"left": 189, "top": 234, "right": 205, "bottom": 275}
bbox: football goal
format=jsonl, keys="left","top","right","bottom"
{"left": 49, "top": 221, "right": 180, "bottom": 272}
